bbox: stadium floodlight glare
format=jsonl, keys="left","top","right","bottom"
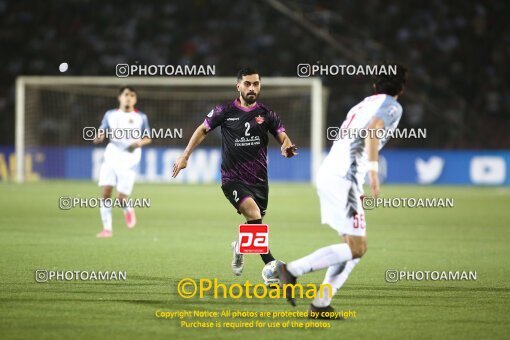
{"left": 15, "top": 76, "right": 325, "bottom": 183}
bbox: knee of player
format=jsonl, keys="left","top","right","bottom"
{"left": 350, "top": 246, "right": 366, "bottom": 259}
{"left": 102, "top": 189, "right": 112, "bottom": 199}
{"left": 240, "top": 205, "right": 261, "bottom": 220}
{"left": 247, "top": 209, "right": 261, "bottom": 220}
{"left": 117, "top": 193, "right": 128, "bottom": 201}
{"left": 348, "top": 240, "right": 367, "bottom": 259}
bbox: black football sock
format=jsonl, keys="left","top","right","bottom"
{"left": 246, "top": 219, "right": 275, "bottom": 264}
{"left": 260, "top": 250, "right": 276, "bottom": 264}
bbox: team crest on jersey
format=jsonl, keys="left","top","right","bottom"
{"left": 255, "top": 115, "right": 265, "bottom": 124}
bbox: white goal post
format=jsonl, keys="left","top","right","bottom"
{"left": 15, "top": 76, "right": 325, "bottom": 183}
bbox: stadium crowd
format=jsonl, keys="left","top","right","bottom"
{"left": 1, "top": 0, "right": 508, "bottom": 148}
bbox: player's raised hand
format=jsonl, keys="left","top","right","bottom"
{"left": 368, "top": 170, "right": 380, "bottom": 198}
{"left": 172, "top": 156, "right": 188, "bottom": 178}
{"left": 281, "top": 144, "right": 298, "bottom": 158}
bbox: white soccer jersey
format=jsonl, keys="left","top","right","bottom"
{"left": 320, "top": 94, "right": 402, "bottom": 187}
{"left": 99, "top": 109, "right": 150, "bottom": 169}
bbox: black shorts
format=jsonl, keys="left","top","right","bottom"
{"left": 221, "top": 181, "right": 269, "bottom": 216}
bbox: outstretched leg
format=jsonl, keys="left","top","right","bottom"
{"left": 278, "top": 235, "right": 367, "bottom": 306}
{"left": 97, "top": 185, "right": 113, "bottom": 238}
{"left": 313, "top": 258, "right": 360, "bottom": 308}
{"left": 118, "top": 191, "right": 136, "bottom": 229}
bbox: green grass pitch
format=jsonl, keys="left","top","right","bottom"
{"left": 0, "top": 181, "right": 509, "bottom": 339}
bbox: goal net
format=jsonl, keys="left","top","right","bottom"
{"left": 15, "top": 77, "right": 325, "bottom": 183}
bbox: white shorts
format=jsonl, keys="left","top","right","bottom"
{"left": 98, "top": 162, "right": 136, "bottom": 195}
{"left": 316, "top": 171, "right": 366, "bottom": 237}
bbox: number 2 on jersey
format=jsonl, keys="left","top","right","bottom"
{"left": 244, "top": 122, "right": 251, "bottom": 136}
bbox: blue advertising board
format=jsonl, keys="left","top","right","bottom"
{"left": 0, "top": 146, "right": 509, "bottom": 185}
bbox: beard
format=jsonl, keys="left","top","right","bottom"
{"left": 241, "top": 91, "right": 259, "bottom": 105}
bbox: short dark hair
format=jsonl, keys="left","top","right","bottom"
{"left": 373, "top": 63, "right": 408, "bottom": 96}
{"left": 237, "top": 67, "right": 260, "bottom": 82}
{"left": 118, "top": 86, "right": 136, "bottom": 95}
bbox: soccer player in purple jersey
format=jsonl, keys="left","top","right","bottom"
{"left": 172, "top": 67, "right": 298, "bottom": 276}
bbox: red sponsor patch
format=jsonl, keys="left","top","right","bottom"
{"left": 238, "top": 224, "right": 269, "bottom": 254}
{"left": 255, "top": 116, "right": 265, "bottom": 124}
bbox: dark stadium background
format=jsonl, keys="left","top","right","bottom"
{"left": 1, "top": 0, "right": 509, "bottom": 148}
{"left": 1, "top": 2, "right": 510, "bottom": 339}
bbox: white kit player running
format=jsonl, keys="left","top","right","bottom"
{"left": 277, "top": 64, "right": 408, "bottom": 316}
{"left": 93, "top": 86, "right": 152, "bottom": 238}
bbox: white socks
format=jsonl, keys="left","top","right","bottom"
{"left": 285, "top": 243, "right": 360, "bottom": 308}
{"left": 287, "top": 243, "right": 353, "bottom": 277}
{"left": 313, "top": 258, "right": 360, "bottom": 307}
{"left": 122, "top": 199, "right": 131, "bottom": 213}
{"left": 100, "top": 206, "right": 112, "bottom": 231}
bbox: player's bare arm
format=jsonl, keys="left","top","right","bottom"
{"left": 92, "top": 131, "right": 105, "bottom": 144}
{"left": 365, "top": 116, "right": 385, "bottom": 198}
{"left": 172, "top": 122, "right": 208, "bottom": 177}
{"left": 276, "top": 131, "right": 298, "bottom": 158}
{"left": 127, "top": 136, "right": 152, "bottom": 152}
